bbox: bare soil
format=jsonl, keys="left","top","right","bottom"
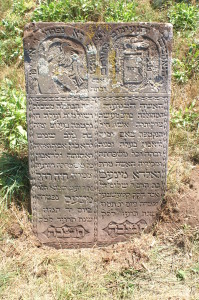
{"left": 156, "top": 165, "right": 199, "bottom": 234}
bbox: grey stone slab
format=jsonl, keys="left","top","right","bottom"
{"left": 23, "top": 22, "right": 172, "bottom": 248}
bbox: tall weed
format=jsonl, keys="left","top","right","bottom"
{"left": 168, "top": 2, "right": 199, "bottom": 31}
{"left": 0, "top": 18, "right": 23, "bottom": 66}
{"left": 170, "top": 100, "right": 199, "bottom": 131}
{"left": 0, "top": 79, "right": 27, "bottom": 155}
{"left": 0, "top": 0, "right": 34, "bottom": 66}
{"left": 170, "top": 100, "right": 199, "bottom": 163}
{"left": 12, "top": 0, "right": 35, "bottom": 16}
{"left": 0, "top": 152, "right": 29, "bottom": 206}
{"left": 0, "top": 79, "right": 29, "bottom": 205}
{"left": 172, "top": 41, "right": 199, "bottom": 83}
{"left": 33, "top": 0, "right": 138, "bottom": 22}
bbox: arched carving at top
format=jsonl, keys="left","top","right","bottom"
{"left": 110, "top": 25, "right": 169, "bottom": 93}
{"left": 25, "top": 24, "right": 97, "bottom": 94}
{"left": 37, "top": 36, "right": 88, "bottom": 94}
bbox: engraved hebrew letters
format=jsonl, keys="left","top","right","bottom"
{"left": 24, "top": 22, "right": 172, "bottom": 248}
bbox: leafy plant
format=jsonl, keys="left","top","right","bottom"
{"left": 172, "top": 41, "right": 199, "bottom": 83}
{"left": 33, "top": 0, "right": 101, "bottom": 22}
{"left": 0, "top": 79, "right": 27, "bottom": 154}
{"left": 170, "top": 100, "right": 199, "bottom": 131}
{"left": 12, "top": 0, "right": 35, "bottom": 16}
{"left": 191, "top": 263, "right": 199, "bottom": 274}
{"left": 172, "top": 58, "right": 188, "bottom": 83}
{"left": 0, "top": 152, "right": 29, "bottom": 206}
{"left": 103, "top": 1, "right": 138, "bottom": 22}
{"left": 32, "top": 0, "right": 138, "bottom": 22}
{"left": 185, "top": 42, "right": 199, "bottom": 79}
{"left": 0, "top": 0, "right": 35, "bottom": 66}
{"left": 168, "top": 2, "right": 199, "bottom": 31}
{"left": 176, "top": 269, "right": 186, "bottom": 280}
{"left": 0, "top": 18, "right": 23, "bottom": 66}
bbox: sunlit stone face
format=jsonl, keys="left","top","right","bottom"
{"left": 24, "top": 22, "right": 172, "bottom": 248}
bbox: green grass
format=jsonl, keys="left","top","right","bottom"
{"left": 105, "top": 269, "right": 136, "bottom": 299}
{"left": 32, "top": 0, "right": 138, "bottom": 22}
{"left": 170, "top": 100, "right": 199, "bottom": 131}
{"left": 0, "top": 79, "right": 27, "bottom": 154}
{"left": 168, "top": 2, "right": 199, "bottom": 31}
{"left": 0, "top": 271, "right": 18, "bottom": 293}
{"left": 0, "top": 0, "right": 12, "bottom": 18}
{"left": 172, "top": 42, "right": 199, "bottom": 84}
{"left": 0, "top": 152, "right": 29, "bottom": 206}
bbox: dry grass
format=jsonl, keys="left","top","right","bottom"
{"left": 167, "top": 155, "right": 192, "bottom": 193}
{"left": 0, "top": 204, "right": 199, "bottom": 300}
{"left": 171, "top": 79, "right": 199, "bottom": 110}
{"left": 135, "top": 0, "right": 168, "bottom": 23}
{"left": 0, "top": 66, "right": 25, "bottom": 88}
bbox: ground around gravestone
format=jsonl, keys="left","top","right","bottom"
{"left": 158, "top": 165, "right": 199, "bottom": 231}
{"left": 0, "top": 165, "right": 198, "bottom": 299}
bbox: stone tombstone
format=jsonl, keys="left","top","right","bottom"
{"left": 23, "top": 22, "right": 172, "bottom": 248}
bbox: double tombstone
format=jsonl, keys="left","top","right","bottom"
{"left": 24, "top": 22, "right": 172, "bottom": 248}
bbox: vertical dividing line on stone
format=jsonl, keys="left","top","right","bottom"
{"left": 164, "top": 95, "right": 170, "bottom": 194}
{"left": 161, "top": 96, "right": 169, "bottom": 198}
{"left": 94, "top": 97, "right": 98, "bottom": 243}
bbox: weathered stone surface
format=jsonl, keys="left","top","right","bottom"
{"left": 23, "top": 22, "right": 172, "bottom": 248}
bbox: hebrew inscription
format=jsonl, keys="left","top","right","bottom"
{"left": 24, "top": 22, "right": 172, "bottom": 248}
